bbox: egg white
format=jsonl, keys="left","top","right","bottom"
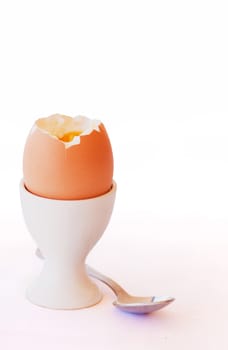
{"left": 32, "top": 114, "right": 101, "bottom": 149}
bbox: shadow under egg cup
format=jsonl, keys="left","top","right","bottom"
{"left": 20, "top": 180, "right": 116, "bottom": 310}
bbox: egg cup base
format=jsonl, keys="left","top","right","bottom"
{"left": 26, "top": 266, "right": 103, "bottom": 310}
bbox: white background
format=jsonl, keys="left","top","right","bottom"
{"left": 0, "top": 1, "right": 228, "bottom": 349}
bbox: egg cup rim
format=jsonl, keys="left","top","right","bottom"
{"left": 20, "top": 179, "right": 116, "bottom": 203}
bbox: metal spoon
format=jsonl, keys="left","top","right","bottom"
{"left": 87, "top": 265, "right": 174, "bottom": 314}
{"left": 36, "top": 249, "right": 175, "bottom": 314}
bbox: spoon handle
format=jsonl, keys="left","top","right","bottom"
{"left": 87, "top": 265, "right": 128, "bottom": 297}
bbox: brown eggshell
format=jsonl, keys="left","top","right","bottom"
{"left": 23, "top": 123, "right": 113, "bottom": 200}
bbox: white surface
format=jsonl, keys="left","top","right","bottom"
{"left": 0, "top": 0, "right": 228, "bottom": 348}
{"left": 0, "top": 214, "right": 227, "bottom": 349}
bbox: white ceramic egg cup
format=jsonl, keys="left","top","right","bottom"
{"left": 20, "top": 180, "right": 116, "bottom": 310}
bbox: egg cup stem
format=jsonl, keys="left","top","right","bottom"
{"left": 20, "top": 180, "right": 116, "bottom": 310}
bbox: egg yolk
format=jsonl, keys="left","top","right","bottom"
{"left": 59, "top": 131, "right": 82, "bottom": 142}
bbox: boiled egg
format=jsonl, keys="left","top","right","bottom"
{"left": 23, "top": 114, "right": 114, "bottom": 200}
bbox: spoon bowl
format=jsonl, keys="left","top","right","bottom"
{"left": 113, "top": 296, "right": 175, "bottom": 314}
